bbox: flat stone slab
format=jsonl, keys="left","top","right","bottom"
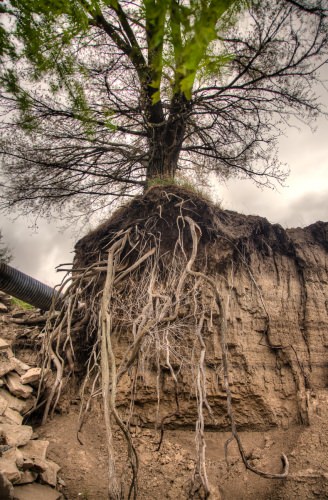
{"left": 19, "top": 440, "right": 50, "bottom": 473}
{"left": 21, "top": 368, "right": 41, "bottom": 385}
{"left": 0, "top": 356, "right": 15, "bottom": 378}
{"left": 5, "top": 373, "right": 33, "bottom": 399}
{"left": 11, "top": 359, "right": 30, "bottom": 376}
{"left": 0, "top": 338, "right": 10, "bottom": 351}
{"left": 3, "top": 407, "right": 23, "bottom": 425}
{"left": 40, "top": 459, "right": 61, "bottom": 487}
{"left": 0, "top": 423, "right": 33, "bottom": 447}
{"left": 0, "top": 448, "right": 21, "bottom": 484}
{"left": 0, "top": 394, "right": 8, "bottom": 415}
{"left": 13, "top": 483, "right": 63, "bottom": 500}
{"left": 19, "top": 439, "right": 49, "bottom": 462}
{"left": 0, "top": 389, "right": 34, "bottom": 415}
{"left": 15, "top": 470, "right": 38, "bottom": 485}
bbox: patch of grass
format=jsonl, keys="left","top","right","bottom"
{"left": 10, "top": 297, "right": 34, "bottom": 310}
{"left": 146, "top": 175, "right": 215, "bottom": 204}
{"left": 146, "top": 176, "right": 176, "bottom": 188}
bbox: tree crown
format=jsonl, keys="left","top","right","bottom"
{"left": 0, "top": 0, "right": 327, "bottom": 220}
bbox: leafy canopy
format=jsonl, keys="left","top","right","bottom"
{"left": 0, "top": 0, "right": 327, "bottom": 221}
{"left": 1, "top": 0, "right": 246, "bottom": 113}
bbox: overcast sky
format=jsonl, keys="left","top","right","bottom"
{"left": 1, "top": 92, "right": 328, "bottom": 287}
{"left": 217, "top": 113, "right": 328, "bottom": 228}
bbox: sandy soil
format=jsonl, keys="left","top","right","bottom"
{"left": 35, "top": 393, "right": 328, "bottom": 500}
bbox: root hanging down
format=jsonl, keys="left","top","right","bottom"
{"left": 38, "top": 191, "right": 289, "bottom": 498}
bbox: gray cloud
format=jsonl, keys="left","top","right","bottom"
{"left": 0, "top": 215, "right": 74, "bottom": 286}
{"left": 217, "top": 108, "right": 328, "bottom": 228}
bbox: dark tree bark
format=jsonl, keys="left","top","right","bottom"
{"left": 147, "top": 93, "right": 191, "bottom": 180}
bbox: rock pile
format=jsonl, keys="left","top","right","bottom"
{"left": 0, "top": 293, "right": 62, "bottom": 500}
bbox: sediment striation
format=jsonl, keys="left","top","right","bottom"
{"left": 74, "top": 186, "right": 328, "bottom": 431}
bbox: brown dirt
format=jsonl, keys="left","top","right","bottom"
{"left": 34, "top": 395, "right": 328, "bottom": 500}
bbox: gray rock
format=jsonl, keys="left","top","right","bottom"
{"left": 5, "top": 373, "right": 33, "bottom": 399}
{"left": 0, "top": 448, "right": 22, "bottom": 484}
{"left": 13, "top": 483, "right": 63, "bottom": 500}
{"left": 40, "top": 460, "right": 61, "bottom": 487}
{"left": 0, "top": 470, "right": 14, "bottom": 499}
{"left": 0, "top": 388, "right": 34, "bottom": 415}
{"left": 0, "top": 423, "right": 33, "bottom": 447}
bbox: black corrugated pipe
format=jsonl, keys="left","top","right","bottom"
{"left": 0, "top": 262, "right": 63, "bottom": 311}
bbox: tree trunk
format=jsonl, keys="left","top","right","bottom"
{"left": 146, "top": 93, "right": 190, "bottom": 182}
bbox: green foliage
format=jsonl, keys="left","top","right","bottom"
{"left": 146, "top": 176, "right": 176, "bottom": 188}
{"left": 167, "top": 0, "right": 246, "bottom": 98}
{"left": 1, "top": 0, "right": 246, "bottom": 110}
{"left": 1, "top": 0, "right": 96, "bottom": 133}
{"left": 146, "top": 175, "right": 214, "bottom": 204}
{"left": 10, "top": 297, "right": 34, "bottom": 310}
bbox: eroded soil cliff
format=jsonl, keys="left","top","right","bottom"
{"left": 73, "top": 186, "right": 328, "bottom": 432}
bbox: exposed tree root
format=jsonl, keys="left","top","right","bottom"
{"left": 38, "top": 195, "right": 289, "bottom": 498}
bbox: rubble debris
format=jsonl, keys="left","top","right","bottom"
{"left": 11, "top": 359, "right": 31, "bottom": 376}
{"left": 0, "top": 389, "right": 34, "bottom": 415}
{"left": 0, "top": 292, "right": 12, "bottom": 307}
{"left": 0, "top": 302, "right": 8, "bottom": 313}
{"left": 0, "top": 334, "right": 62, "bottom": 496}
{"left": 0, "top": 357, "right": 15, "bottom": 378}
{"left": 3, "top": 407, "right": 23, "bottom": 426}
{"left": 19, "top": 440, "right": 49, "bottom": 462}
{"left": 0, "top": 394, "right": 8, "bottom": 415}
{"left": 16, "top": 470, "right": 38, "bottom": 485}
{"left": 40, "top": 460, "right": 61, "bottom": 487}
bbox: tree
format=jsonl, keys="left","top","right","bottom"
{"left": 0, "top": 0, "right": 327, "bottom": 218}
{"left": 0, "top": 231, "right": 12, "bottom": 263}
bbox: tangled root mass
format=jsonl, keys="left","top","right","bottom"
{"left": 40, "top": 186, "right": 289, "bottom": 499}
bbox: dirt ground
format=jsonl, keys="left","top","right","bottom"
{"left": 34, "top": 391, "right": 328, "bottom": 500}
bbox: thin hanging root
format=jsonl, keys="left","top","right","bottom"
{"left": 185, "top": 216, "right": 289, "bottom": 480}
{"left": 193, "top": 312, "right": 210, "bottom": 498}
{"left": 41, "top": 346, "right": 63, "bottom": 425}
{"left": 100, "top": 234, "right": 140, "bottom": 500}
{"left": 101, "top": 234, "right": 139, "bottom": 499}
